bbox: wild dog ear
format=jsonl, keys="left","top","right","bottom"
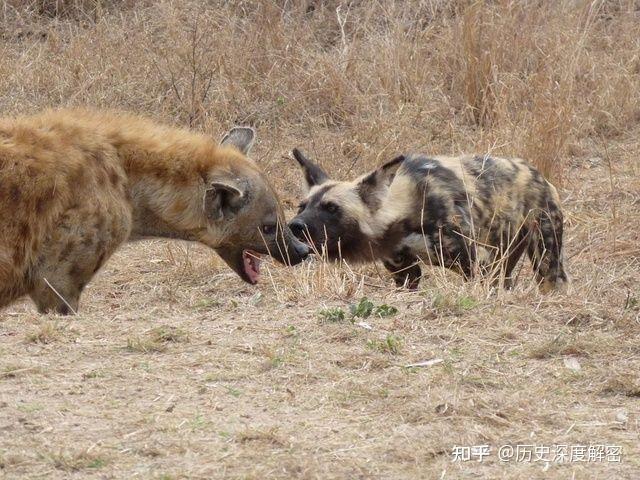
{"left": 292, "top": 148, "right": 329, "bottom": 189}
{"left": 221, "top": 127, "right": 255, "bottom": 155}
{"left": 203, "top": 178, "right": 248, "bottom": 221}
{"left": 356, "top": 155, "right": 405, "bottom": 205}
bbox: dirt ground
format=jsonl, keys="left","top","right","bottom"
{"left": 1, "top": 1, "right": 640, "bottom": 479}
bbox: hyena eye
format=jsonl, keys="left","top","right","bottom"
{"left": 297, "top": 202, "right": 307, "bottom": 214}
{"left": 322, "top": 202, "right": 339, "bottom": 214}
{"left": 261, "top": 224, "right": 277, "bottom": 235}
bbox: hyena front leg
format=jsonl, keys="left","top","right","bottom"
{"left": 0, "top": 251, "right": 30, "bottom": 309}
{"left": 383, "top": 249, "right": 421, "bottom": 290}
{"left": 527, "top": 208, "right": 569, "bottom": 293}
{"left": 30, "top": 272, "right": 83, "bottom": 315}
{"left": 29, "top": 205, "right": 130, "bottom": 314}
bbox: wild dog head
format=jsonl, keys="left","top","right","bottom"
{"left": 288, "top": 148, "right": 404, "bottom": 262}
{"left": 198, "top": 128, "right": 309, "bottom": 284}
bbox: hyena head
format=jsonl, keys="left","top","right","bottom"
{"left": 288, "top": 148, "right": 404, "bottom": 262}
{"left": 199, "top": 128, "right": 309, "bottom": 284}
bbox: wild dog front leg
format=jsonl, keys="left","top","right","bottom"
{"left": 383, "top": 249, "right": 421, "bottom": 290}
{"left": 527, "top": 209, "right": 569, "bottom": 293}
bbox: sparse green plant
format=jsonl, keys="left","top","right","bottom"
{"left": 43, "top": 449, "right": 108, "bottom": 472}
{"left": 226, "top": 386, "right": 242, "bottom": 398}
{"left": 193, "top": 298, "right": 221, "bottom": 310}
{"left": 87, "top": 458, "right": 106, "bottom": 469}
{"left": 320, "top": 299, "right": 398, "bottom": 323}
{"left": 432, "top": 293, "right": 478, "bottom": 314}
{"left": 260, "top": 347, "right": 287, "bottom": 370}
{"left": 189, "top": 414, "right": 208, "bottom": 432}
{"left": 350, "top": 297, "right": 374, "bottom": 319}
{"left": 149, "top": 325, "right": 189, "bottom": 344}
{"left": 624, "top": 293, "right": 639, "bottom": 311}
{"left": 373, "top": 304, "right": 398, "bottom": 318}
{"left": 318, "top": 307, "right": 346, "bottom": 323}
{"left": 283, "top": 325, "right": 298, "bottom": 337}
{"left": 367, "top": 334, "right": 402, "bottom": 355}
{"left": 82, "top": 369, "right": 104, "bottom": 380}
{"left": 457, "top": 296, "right": 477, "bottom": 310}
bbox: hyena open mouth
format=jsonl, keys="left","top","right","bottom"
{"left": 242, "top": 250, "right": 262, "bottom": 284}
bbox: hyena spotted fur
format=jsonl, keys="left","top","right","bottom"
{"left": 289, "top": 149, "right": 568, "bottom": 292}
{"left": 0, "top": 109, "right": 308, "bottom": 314}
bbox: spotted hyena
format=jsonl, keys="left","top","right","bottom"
{"left": 289, "top": 149, "right": 568, "bottom": 292}
{"left": 0, "top": 109, "right": 308, "bottom": 314}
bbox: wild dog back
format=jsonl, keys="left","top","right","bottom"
{"left": 381, "top": 154, "right": 568, "bottom": 291}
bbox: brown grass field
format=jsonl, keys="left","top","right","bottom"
{"left": 1, "top": 1, "right": 639, "bottom": 478}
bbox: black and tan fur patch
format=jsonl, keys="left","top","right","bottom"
{"left": 290, "top": 150, "right": 568, "bottom": 292}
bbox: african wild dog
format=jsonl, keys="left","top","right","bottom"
{"left": 289, "top": 149, "right": 568, "bottom": 292}
{"left": 0, "top": 109, "right": 308, "bottom": 314}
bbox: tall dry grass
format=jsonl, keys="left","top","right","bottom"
{"left": 1, "top": 0, "right": 638, "bottom": 189}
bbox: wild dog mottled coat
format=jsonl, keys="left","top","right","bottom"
{"left": 289, "top": 150, "right": 568, "bottom": 292}
{"left": 0, "top": 109, "right": 308, "bottom": 314}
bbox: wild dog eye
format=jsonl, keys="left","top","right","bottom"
{"left": 261, "top": 224, "right": 277, "bottom": 235}
{"left": 322, "top": 202, "right": 339, "bottom": 214}
{"left": 297, "top": 202, "right": 307, "bottom": 214}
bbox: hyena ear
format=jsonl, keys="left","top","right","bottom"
{"left": 221, "top": 127, "right": 255, "bottom": 155}
{"left": 292, "top": 148, "right": 329, "bottom": 189}
{"left": 203, "top": 178, "right": 248, "bottom": 221}
{"left": 356, "top": 155, "right": 405, "bottom": 202}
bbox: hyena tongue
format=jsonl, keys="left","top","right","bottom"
{"left": 242, "top": 250, "right": 261, "bottom": 284}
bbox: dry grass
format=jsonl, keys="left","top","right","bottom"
{"left": 1, "top": 1, "right": 639, "bottom": 478}
{"left": 24, "top": 321, "right": 65, "bottom": 344}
